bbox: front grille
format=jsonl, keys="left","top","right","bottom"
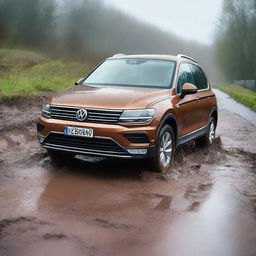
{"left": 43, "top": 133, "right": 127, "bottom": 155}
{"left": 123, "top": 133, "right": 149, "bottom": 143}
{"left": 50, "top": 105, "right": 123, "bottom": 124}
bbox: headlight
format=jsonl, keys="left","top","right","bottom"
{"left": 42, "top": 103, "right": 51, "bottom": 118}
{"left": 119, "top": 109, "right": 155, "bottom": 124}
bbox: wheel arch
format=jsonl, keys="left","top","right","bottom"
{"left": 157, "top": 113, "right": 178, "bottom": 140}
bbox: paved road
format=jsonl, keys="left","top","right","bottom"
{"left": 0, "top": 92, "right": 255, "bottom": 256}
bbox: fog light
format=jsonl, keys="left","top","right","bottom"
{"left": 38, "top": 136, "right": 45, "bottom": 144}
{"left": 127, "top": 148, "right": 147, "bottom": 155}
{"left": 37, "top": 123, "right": 45, "bottom": 132}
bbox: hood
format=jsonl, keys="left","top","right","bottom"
{"left": 49, "top": 85, "right": 170, "bottom": 109}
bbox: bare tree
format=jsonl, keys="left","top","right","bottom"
{"left": 215, "top": 0, "right": 256, "bottom": 80}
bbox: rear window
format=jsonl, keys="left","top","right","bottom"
{"left": 83, "top": 58, "right": 176, "bottom": 89}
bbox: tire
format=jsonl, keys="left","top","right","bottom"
{"left": 196, "top": 117, "right": 216, "bottom": 146}
{"left": 151, "top": 124, "right": 175, "bottom": 173}
{"left": 47, "top": 149, "right": 75, "bottom": 164}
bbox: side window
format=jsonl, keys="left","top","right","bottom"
{"left": 177, "top": 63, "right": 194, "bottom": 94}
{"left": 190, "top": 64, "right": 208, "bottom": 90}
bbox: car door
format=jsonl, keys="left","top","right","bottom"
{"left": 190, "top": 64, "right": 212, "bottom": 128}
{"left": 174, "top": 62, "right": 201, "bottom": 137}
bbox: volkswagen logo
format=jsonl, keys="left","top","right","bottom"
{"left": 76, "top": 109, "right": 87, "bottom": 121}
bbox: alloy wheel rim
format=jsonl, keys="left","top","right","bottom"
{"left": 159, "top": 132, "right": 172, "bottom": 167}
{"left": 209, "top": 122, "right": 215, "bottom": 144}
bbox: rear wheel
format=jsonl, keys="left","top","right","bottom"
{"left": 151, "top": 124, "right": 175, "bottom": 173}
{"left": 196, "top": 117, "right": 216, "bottom": 146}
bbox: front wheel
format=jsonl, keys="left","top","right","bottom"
{"left": 151, "top": 124, "right": 175, "bottom": 173}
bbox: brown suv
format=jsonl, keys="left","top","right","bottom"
{"left": 37, "top": 54, "right": 218, "bottom": 172}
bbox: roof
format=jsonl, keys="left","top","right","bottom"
{"left": 108, "top": 54, "right": 197, "bottom": 63}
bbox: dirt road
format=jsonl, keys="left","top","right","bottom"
{"left": 0, "top": 90, "right": 256, "bottom": 256}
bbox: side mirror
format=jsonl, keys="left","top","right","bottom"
{"left": 74, "top": 78, "right": 84, "bottom": 85}
{"left": 180, "top": 83, "right": 197, "bottom": 99}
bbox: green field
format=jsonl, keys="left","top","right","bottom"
{"left": 214, "top": 83, "right": 256, "bottom": 112}
{"left": 0, "top": 49, "right": 90, "bottom": 98}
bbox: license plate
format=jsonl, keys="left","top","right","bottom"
{"left": 64, "top": 126, "right": 93, "bottom": 138}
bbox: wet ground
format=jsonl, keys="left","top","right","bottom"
{"left": 0, "top": 89, "right": 256, "bottom": 256}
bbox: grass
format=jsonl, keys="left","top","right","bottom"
{"left": 214, "top": 83, "right": 256, "bottom": 111}
{"left": 0, "top": 49, "right": 90, "bottom": 98}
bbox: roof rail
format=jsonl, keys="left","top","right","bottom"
{"left": 177, "top": 54, "right": 197, "bottom": 63}
{"left": 112, "top": 53, "right": 126, "bottom": 57}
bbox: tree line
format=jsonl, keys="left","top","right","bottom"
{"left": 216, "top": 0, "right": 256, "bottom": 80}
{"left": 0, "top": 0, "right": 221, "bottom": 79}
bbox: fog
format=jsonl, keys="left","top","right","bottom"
{"left": 1, "top": 0, "right": 254, "bottom": 81}
{"left": 105, "top": 0, "right": 223, "bottom": 45}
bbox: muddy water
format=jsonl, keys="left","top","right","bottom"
{"left": 0, "top": 93, "right": 256, "bottom": 256}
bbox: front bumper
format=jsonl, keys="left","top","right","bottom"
{"left": 37, "top": 116, "right": 157, "bottom": 159}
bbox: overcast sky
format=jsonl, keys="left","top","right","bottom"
{"left": 105, "top": 0, "right": 223, "bottom": 45}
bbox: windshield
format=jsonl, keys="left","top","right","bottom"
{"left": 83, "top": 58, "right": 176, "bottom": 88}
